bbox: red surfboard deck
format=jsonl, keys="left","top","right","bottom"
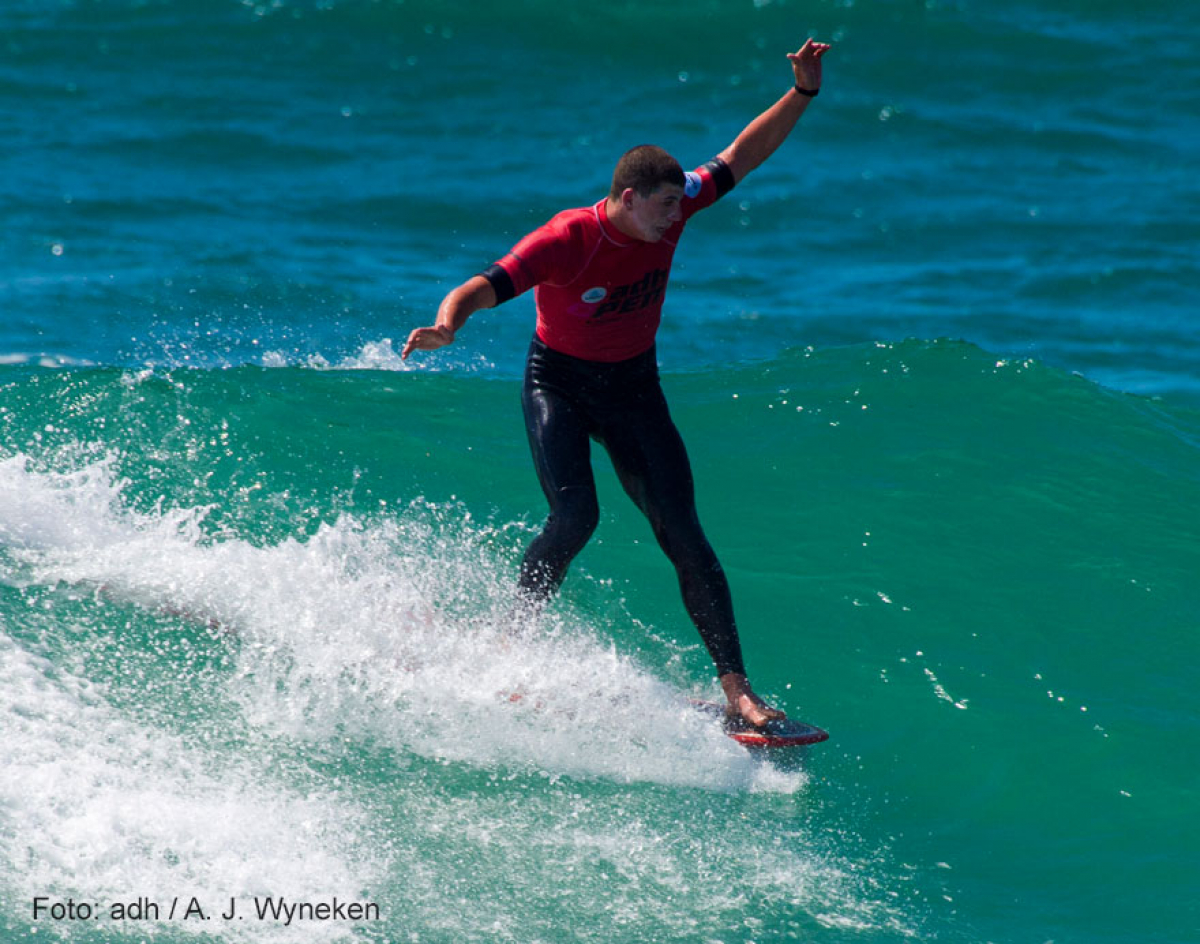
{"left": 691, "top": 700, "right": 829, "bottom": 748}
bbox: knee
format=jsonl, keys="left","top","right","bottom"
{"left": 547, "top": 486, "right": 599, "bottom": 554}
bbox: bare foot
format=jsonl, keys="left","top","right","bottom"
{"left": 720, "top": 673, "right": 786, "bottom": 728}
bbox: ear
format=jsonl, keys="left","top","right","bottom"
{"left": 620, "top": 187, "right": 638, "bottom": 209}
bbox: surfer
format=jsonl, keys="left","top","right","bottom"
{"left": 403, "top": 38, "right": 830, "bottom": 727}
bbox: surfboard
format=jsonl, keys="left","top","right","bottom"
{"left": 691, "top": 700, "right": 829, "bottom": 748}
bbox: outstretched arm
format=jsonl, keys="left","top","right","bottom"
{"left": 401, "top": 275, "right": 497, "bottom": 359}
{"left": 717, "top": 38, "right": 830, "bottom": 185}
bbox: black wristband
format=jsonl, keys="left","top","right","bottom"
{"left": 480, "top": 263, "right": 516, "bottom": 305}
{"left": 793, "top": 82, "right": 819, "bottom": 97}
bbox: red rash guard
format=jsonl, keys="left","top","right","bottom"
{"left": 482, "top": 158, "right": 736, "bottom": 363}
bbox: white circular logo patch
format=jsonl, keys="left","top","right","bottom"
{"left": 581, "top": 286, "right": 608, "bottom": 304}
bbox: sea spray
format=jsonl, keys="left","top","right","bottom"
{"left": 0, "top": 435, "right": 914, "bottom": 943}
{"left": 0, "top": 449, "right": 805, "bottom": 792}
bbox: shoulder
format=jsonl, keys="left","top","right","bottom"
{"left": 497, "top": 204, "right": 601, "bottom": 292}
{"left": 517, "top": 205, "right": 602, "bottom": 263}
{"left": 547, "top": 205, "right": 601, "bottom": 238}
{"left": 517, "top": 205, "right": 595, "bottom": 247}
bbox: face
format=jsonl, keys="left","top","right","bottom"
{"left": 624, "top": 184, "right": 685, "bottom": 242}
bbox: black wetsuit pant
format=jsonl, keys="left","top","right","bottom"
{"left": 518, "top": 337, "right": 746, "bottom": 678}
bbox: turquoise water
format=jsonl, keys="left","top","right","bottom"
{"left": 3, "top": 2, "right": 1198, "bottom": 943}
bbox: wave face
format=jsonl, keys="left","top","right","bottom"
{"left": 2, "top": 342, "right": 1198, "bottom": 943}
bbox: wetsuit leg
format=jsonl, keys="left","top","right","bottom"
{"left": 518, "top": 380, "right": 600, "bottom": 601}
{"left": 597, "top": 388, "right": 747, "bottom": 678}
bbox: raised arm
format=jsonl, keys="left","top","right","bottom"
{"left": 401, "top": 275, "right": 497, "bottom": 360}
{"left": 717, "top": 38, "right": 830, "bottom": 185}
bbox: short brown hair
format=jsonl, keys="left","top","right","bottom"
{"left": 609, "top": 145, "right": 685, "bottom": 199}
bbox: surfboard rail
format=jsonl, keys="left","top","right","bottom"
{"left": 689, "top": 700, "right": 829, "bottom": 748}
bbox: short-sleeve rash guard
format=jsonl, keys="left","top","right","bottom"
{"left": 483, "top": 158, "right": 735, "bottom": 363}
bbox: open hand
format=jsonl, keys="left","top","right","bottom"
{"left": 787, "top": 38, "right": 831, "bottom": 92}
{"left": 400, "top": 325, "right": 454, "bottom": 360}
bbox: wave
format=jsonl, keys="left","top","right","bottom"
{"left": 0, "top": 450, "right": 915, "bottom": 942}
{"left": 2, "top": 339, "right": 1197, "bottom": 942}
{"left": 0, "top": 450, "right": 802, "bottom": 794}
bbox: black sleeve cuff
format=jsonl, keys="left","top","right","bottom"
{"left": 480, "top": 263, "right": 516, "bottom": 305}
{"left": 703, "top": 156, "right": 736, "bottom": 199}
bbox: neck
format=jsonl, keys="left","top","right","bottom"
{"left": 604, "top": 196, "right": 642, "bottom": 241}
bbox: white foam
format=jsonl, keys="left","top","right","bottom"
{"left": 0, "top": 452, "right": 801, "bottom": 794}
{"left": 0, "top": 631, "right": 382, "bottom": 942}
{"left": 259, "top": 339, "right": 496, "bottom": 373}
{"left": 0, "top": 452, "right": 920, "bottom": 940}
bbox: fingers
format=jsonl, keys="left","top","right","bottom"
{"left": 400, "top": 325, "right": 452, "bottom": 360}
{"left": 787, "top": 38, "right": 831, "bottom": 60}
{"left": 400, "top": 327, "right": 430, "bottom": 360}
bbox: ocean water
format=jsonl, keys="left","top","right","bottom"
{"left": 2, "top": 1, "right": 1198, "bottom": 942}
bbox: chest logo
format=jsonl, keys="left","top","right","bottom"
{"left": 581, "top": 286, "right": 608, "bottom": 305}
